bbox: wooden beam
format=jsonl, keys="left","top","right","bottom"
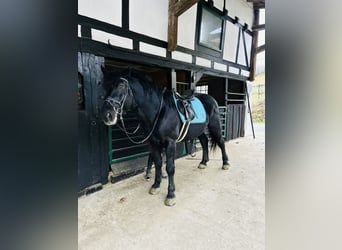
{"left": 256, "top": 44, "right": 265, "bottom": 54}
{"left": 168, "top": 0, "right": 199, "bottom": 52}
{"left": 249, "top": 7, "right": 260, "bottom": 81}
{"left": 252, "top": 24, "right": 265, "bottom": 31}
{"left": 172, "top": 0, "right": 199, "bottom": 16}
{"left": 168, "top": 0, "right": 178, "bottom": 52}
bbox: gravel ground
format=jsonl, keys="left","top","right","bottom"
{"left": 78, "top": 123, "right": 265, "bottom": 250}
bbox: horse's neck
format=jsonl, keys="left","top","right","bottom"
{"left": 130, "top": 82, "right": 162, "bottom": 127}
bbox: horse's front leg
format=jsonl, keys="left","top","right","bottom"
{"left": 145, "top": 153, "right": 153, "bottom": 180}
{"left": 164, "top": 141, "right": 176, "bottom": 206}
{"left": 149, "top": 148, "right": 163, "bottom": 195}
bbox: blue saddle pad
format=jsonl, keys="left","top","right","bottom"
{"left": 174, "top": 96, "right": 206, "bottom": 124}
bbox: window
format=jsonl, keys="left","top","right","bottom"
{"left": 195, "top": 85, "right": 208, "bottom": 94}
{"left": 197, "top": 3, "right": 225, "bottom": 54}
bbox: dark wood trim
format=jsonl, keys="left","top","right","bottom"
{"left": 252, "top": 24, "right": 265, "bottom": 31}
{"left": 249, "top": 7, "right": 260, "bottom": 81}
{"left": 78, "top": 38, "right": 249, "bottom": 81}
{"left": 172, "top": 0, "right": 199, "bottom": 16}
{"left": 168, "top": 0, "right": 199, "bottom": 51}
{"left": 81, "top": 26, "right": 92, "bottom": 39}
{"left": 168, "top": 0, "right": 178, "bottom": 51}
{"left": 78, "top": 15, "right": 249, "bottom": 71}
{"left": 241, "top": 31, "right": 250, "bottom": 68}
{"left": 256, "top": 44, "right": 265, "bottom": 54}
{"left": 225, "top": 15, "right": 253, "bottom": 36}
{"left": 122, "top": 0, "right": 129, "bottom": 30}
{"left": 235, "top": 29, "right": 241, "bottom": 64}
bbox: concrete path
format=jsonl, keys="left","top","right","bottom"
{"left": 78, "top": 124, "right": 265, "bottom": 250}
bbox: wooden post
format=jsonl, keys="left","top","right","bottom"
{"left": 168, "top": 0, "right": 199, "bottom": 52}
{"left": 249, "top": 7, "right": 260, "bottom": 81}
{"left": 168, "top": 0, "right": 178, "bottom": 52}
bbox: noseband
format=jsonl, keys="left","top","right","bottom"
{"left": 104, "top": 77, "right": 132, "bottom": 117}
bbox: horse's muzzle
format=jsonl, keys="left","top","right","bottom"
{"left": 103, "top": 111, "right": 118, "bottom": 126}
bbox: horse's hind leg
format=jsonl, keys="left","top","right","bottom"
{"left": 149, "top": 147, "right": 163, "bottom": 195}
{"left": 198, "top": 133, "right": 209, "bottom": 169}
{"left": 164, "top": 140, "right": 176, "bottom": 206}
{"left": 208, "top": 121, "right": 230, "bottom": 170}
{"left": 217, "top": 137, "right": 230, "bottom": 170}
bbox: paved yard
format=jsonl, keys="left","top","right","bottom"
{"left": 78, "top": 123, "right": 265, "bottom": 250}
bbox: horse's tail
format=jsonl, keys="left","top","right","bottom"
{"left": 196, "top": 93, "right": 223, "bottom": 152}
{"left": 208, "top": 126, "right": 220, "bottom": 152}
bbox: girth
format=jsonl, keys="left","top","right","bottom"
{"left": 172, "top": 90, "right": 206, "bottom": 142}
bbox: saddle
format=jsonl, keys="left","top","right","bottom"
{"left": 172, "top": 90, "right": 206, "bottom": 142}
{"left": 173, "top": 90, "right": 195, "bottom": 122}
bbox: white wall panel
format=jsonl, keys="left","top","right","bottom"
{"left": 92, "top": 29, "right": 133, "bottom": 49}
{"left": 78, "top": 25, "right": 81, "bottom": 37}
{"left": 241, "top": 69, "right": 250, "bottom": 77}
{"left": 227, "top": 0, "right": 253, "bottom": 27}
{"left": 229, "top": 66, "right": 240, "bottom": 74}
{"left": 78, "top": 0, "right": 122, "bottom": 26}
{"left": 178, "top": 5, "right": 197, "bottom": 49}
{"left": 196, "top": 57, "right": 211, "bottom": 68}
{"left": 214, "top": 62, "right": 227, "bottom": 71}
{"left": 140, "top": 42, "right": 166, "bottom": 57}
{"left": 130, "top": 0, "right": 168, "bottom": 41}
{"left": 237, "top": 31, "right": 246, "bottom": 66}
{"left": 172, "top": 51, "right": 192, "bottom": 63}
{"left": 223, "top": 21, "right": 239, "bottom": 62}
{"left": 245, "top": 32, "right": 252, "bottom": 66}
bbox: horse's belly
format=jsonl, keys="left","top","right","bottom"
{"left": 184, "top": 123, "right": 207, "bottom": 140}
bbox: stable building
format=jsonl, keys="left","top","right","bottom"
{"left": 78, "top": 0, "right": 265, "bottom": 194}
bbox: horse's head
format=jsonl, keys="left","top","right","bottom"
{"left": 101, "top": 75, "right": 133, "bottom": 126}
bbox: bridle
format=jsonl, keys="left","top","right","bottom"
{"left": 104, "top": 77, "right": 131, "bottom": 119}
{"left": 104, "top": 77, "right": 166, "bottom": 144}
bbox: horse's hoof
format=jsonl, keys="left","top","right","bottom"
{"left": 149, "top": 187, "right": 160, "bottom": 195}
{"left": 198, "top": 163, "right": 207, "bottom": 169}
{"left": 146, "top": 173, "right": 151, "bottom": 180}
{"left": 222, "top": 163, "right": 230, "bottom": 170}
{"left": 107, "top": 171, "right": 114, "bottom": 183}
{"left": 165, "top": 197, "right": 176, "bottom": 206}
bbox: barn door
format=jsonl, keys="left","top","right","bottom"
{"left": 78, "top": 53, "right": 108, "bottom": 193}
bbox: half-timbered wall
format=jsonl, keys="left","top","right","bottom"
{"left": 78, "top": 0, "right": 253, "bottom": 79}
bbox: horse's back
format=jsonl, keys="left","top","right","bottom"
{"left": 195, "top": 94, "right": 219, "bottom": 117}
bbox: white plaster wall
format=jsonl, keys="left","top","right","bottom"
{"left": 178, "top": 4, "right": 197, "bottom": 49}
{"left": 213, "top": 0, "right": 253, "bottom": 27}
{"left": 223, "top": 0, "right": 253, "bottom": 65}
{"left": 78, "top": 0, "right": 254, "bottom": 68}
{"left": 78, "top": 0, "right": 122, "bottom": 26}
{"left": 172, "top": 51, "right": 193, "bottom": 63}
{"left": 245, "top": 33, "right": 252, "bottom": 64}
{"left": 130, "top": 0, "right": 168, "bottom": 41}
{"left": 92, "top": 30, "right": 133, "bottom": 49}
{"left": 237, "top": 32, "right": 246, "bottom": 66}
{"left": 227, "top": 0, "right": 253, "bottom": 27}
{"left": 223, "top": 21, "right": 239, "bottom": 62}
{"left": 140, "top": 42, "right": 166, "bottom": 57}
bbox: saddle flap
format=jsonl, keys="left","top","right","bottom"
{"left": 177, "top": 100, "right": 195, "bottom": 121}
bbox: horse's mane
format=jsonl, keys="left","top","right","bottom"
{"left": 128, "top": 73, "right": 167, "bottom": 102}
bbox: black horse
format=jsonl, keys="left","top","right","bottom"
{"left": 101, "top": 68, "right": 230, "bottom": 206}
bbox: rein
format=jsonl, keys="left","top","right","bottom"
{"left": 106, "top": 77, "right": 166, "bottom": 144}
